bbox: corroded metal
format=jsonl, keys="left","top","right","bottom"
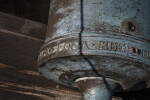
{"left": 76, "top": 77, "right": 120, "bottom": 100}
{"left": 37, "top": 0, "right": 150, "bottom": 99}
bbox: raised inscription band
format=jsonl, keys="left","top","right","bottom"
{"left": 38, "top": 34, "right": 150, "bottom": 66}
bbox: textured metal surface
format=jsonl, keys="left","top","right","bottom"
{"left": 38, "top": 0, "right": 150, "bottom": 91}
{"left": 45, "top": 0, "right": 150, "bottom": 40}
{"left": 38, "top": 34, "right": 150, "bottom": 66}
{"left": 76, "top": 77, "right": 120, "bottom": 100}
{"left": 39, "top": 56, "right": 149, "bottom": 90}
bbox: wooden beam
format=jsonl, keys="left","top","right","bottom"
{"left": 0, "top": 0, "right": 50, "bottom": 24}
{"left": 0, "top": 63, "right": 124, "bottom": 100}
{"left": 0, "top": 12, "right": 47, "bottom": 40}
{"left": 0, "top": 12, "right": 46, "bottom": 70}
{"left": 0, "top": 63, "right": 81, "bottom": 100}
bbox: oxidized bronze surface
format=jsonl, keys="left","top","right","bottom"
{"left": 37, "top": 0, "right": 150, "bottom": 92}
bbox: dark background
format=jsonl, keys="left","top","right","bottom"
{"left": 0, "top": 0, "right": 50, "bottom": 24}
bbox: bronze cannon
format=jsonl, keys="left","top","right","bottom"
{"left": 37, "top": 0, "right": 150, "bottom": 100}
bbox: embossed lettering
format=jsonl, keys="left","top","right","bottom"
{"left": 86, "top": 41, "right": 98, "bottom": 50}
{"left": 99, "top": 41, "right": 107, "bottom": 50}
{"left": 82, "top": 41, "right": 88, "bottom": 50}
{"left": 117, "top": 44, "right": 127, "bottom": 53}
{"left": 53, "top": 45, "right": 58, "bottom": 53}
{"left": 38, "top": 40, "right": 150, "bottom": 62}
{"left": 142, "top": 50, "right": 149, "bottom": 59}
{"left": 71, "top": 41, "right": 79, "bottom": 50}
{"left": 111, "top": 42, "right": 117, "bottom": 51}
{"left": 58, "top": 43, "right": 65, "bottom": 51}
{"left": 64, "top": 43, "right": 71, "bottom": 50}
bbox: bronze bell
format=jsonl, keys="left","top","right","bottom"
{"left": 37, "top": 0, "right": 150, "bottom": 100}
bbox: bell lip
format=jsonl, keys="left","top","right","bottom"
{"left": 75, "top": 77, "right": 120, "bottom": 84}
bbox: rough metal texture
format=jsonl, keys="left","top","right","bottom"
{"left": 38, "top": 0, "right": 150, "bottom": 91}
{"left": 76, "top": 77, "right": 120, "bottom": 100}
{"left": 45, "top": 0, "right": 150, "bottom": 40}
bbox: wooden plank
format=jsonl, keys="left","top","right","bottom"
{"left": 0, "top": 29, "right": 44, "bottom": 70}
{"left": 0, "top": 12, "right": 46, "bottom": 70}
{"left": 0, "top": 0, "right": 50, "bottom": 24}
{"left": 0, "top": 12, "right": 47, "bottom": 40}
{"left": 0, "top": 63, "right": 81, "bottom": 100}
{"left": 0, "top": 63, "right": 124, "bottom": 100}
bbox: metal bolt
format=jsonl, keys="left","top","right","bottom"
{"left": 128, "top": 22, "right": 136, "bottom": 32}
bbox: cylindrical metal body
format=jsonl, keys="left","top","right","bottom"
{"left": 76, "top": 77, "right": 120, "bottom": 100}
{"left": 38, "top": 0, "right": 150, "bottom": 94}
